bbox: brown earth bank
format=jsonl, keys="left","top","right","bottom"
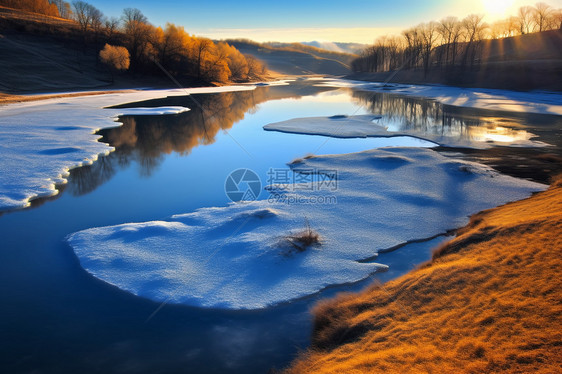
{"left": 284, "top": 175, "right": 562, "bottom": 373}
{"left": 0, "top": 90, "right": 138, "bottom": 105}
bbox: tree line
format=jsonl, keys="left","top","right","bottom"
{"left": 0, "top": 0, "right": 71, "bottom": 18}
{"left": 0, "top": 0, "right": 266, "bottom": 84}
{"left": 352, "top": 2, "right": 562, "bottom": 75}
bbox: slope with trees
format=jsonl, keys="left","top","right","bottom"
{"left": 0, "top": 1, "right": 267, "bottom": 93}
{"left": 351, "top": 2, "right": 562, "bottom": 90}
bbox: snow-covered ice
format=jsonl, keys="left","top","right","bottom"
{"left": 264, "top": 114, "right": 548, "bottom": 148}
{"left": 0, "top": 85, "right": 255, "bottom": 211}
{"left": 320, "top": 78, "right": 562, "bottom": 116}
{"left": 67, "top": 148, "right": 545, "bottom": 310}
{"left": 114, "top": 106, "right": 190, "bottom": 116}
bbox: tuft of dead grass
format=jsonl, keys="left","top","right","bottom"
{"left": 281, "top": 218, "right": 321, "bottom": 255}
{"left": 285, "top": 175, "right": 562, "bottom": 373}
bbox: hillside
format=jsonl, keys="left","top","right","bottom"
{"left": 349, "top": 30, "right": 562, "bottom": 91}
{"left": 286, "top": 175, "right": 562, "bottom": 373}
{"left": 301, "top": 41, "right": 366, "bottom": 54}
{"left": 0, "top": 6, "right": 270, "bottom": 94}
{"left": 227, "top": 39, "right": 355, "bottom": 76}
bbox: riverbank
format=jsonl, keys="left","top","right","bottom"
{"left": 285, "top": 174, "right": 562, "bottom": 373}
{"left": 346, "top": 58, "right": 562, "bottom": 92}
{"left": 0, "top": 90, "right": 138, "bottom": 105}
{"left": 347, "top": 30, "right": 562, "bottom": 92}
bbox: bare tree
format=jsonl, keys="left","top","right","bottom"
{"left": 90, "top": 6, "right": 103, "bottom": 35}
{"left": 420, "top": 22, "right": 439, "bottom": 74}
{"left": 103, "top": 16, "right": 120, "bottom": 39}
{"left": 72, "top": 1, "right": 91, "bottom": 32}
{"left": 121, "top": 8, "right": 154, "bottom": 67}
{"left": 507, "top": 16, "right": 521, "bottom": 36}
{"left": 461, "top": 14, "right": 488, "bottom": 68}
{"left": 517, "top": 6, "right": 536, "bottom": 34}
{"left": 72, "top": 1, "right": 102, "bottom": 34}
{"left": 533, "top": 2, "right": 553, "bottom": 32}
{"left": 402, "top": 26, "right": 423, "bottom": 69}
{"left": 51, "top": 0, "right": 72, "bottom": 18}
{"left": 437, "top": 17, "right": 462, "bottom": 66}
{"left": 554, "top": 9, "right": 562, "bottom": 29}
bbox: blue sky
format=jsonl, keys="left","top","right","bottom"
{"left": 87, "top": 0, "right": 562, "bottom": 43}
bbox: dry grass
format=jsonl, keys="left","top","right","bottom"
{"left": 0, "top": 90, "right": 136, "bottom": 105}
{"left": 282, "top": 219, "right": 321, "bottom": 255}
{"left": 285, "top": 176, "right": 562, "bottom": 373}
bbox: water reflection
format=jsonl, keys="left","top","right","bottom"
{"left": 352, "top": 90, "right": 562, "bottom": 183}
{"left": 67, "top": 84, "right": 336, "bottom": 197}
{"left": 352, "top": 90, "right": 537, "bottom": 144}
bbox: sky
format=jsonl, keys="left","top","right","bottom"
{"left": 87, "top": 0, "right": 562, "bottom": 44}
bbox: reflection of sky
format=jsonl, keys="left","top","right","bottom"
{"left": 77, "top": 89, "right": 434, "bottom": 215}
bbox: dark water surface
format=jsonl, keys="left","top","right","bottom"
{"left": 0, "top": 79, "right": 560, "bottom": 373}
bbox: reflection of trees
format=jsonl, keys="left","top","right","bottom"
{"left": 69, "top": 155, "right": 116, "bottom": 195}
{"left": 352, "top": 90, "right": 562, "bottom": 184}
{"left": 351, "top": 90, "right": 524, "bottom": 141}
{"left": 68, "top": 88, "right": 267, "bottom": 195}
{"left": 67, "top": 82, "right": 337, "bottom": 196}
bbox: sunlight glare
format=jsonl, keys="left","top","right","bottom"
{"left": 481, "top": 0, "right": 515, "bottom": 18}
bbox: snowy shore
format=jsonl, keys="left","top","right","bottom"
{"left": 0, "top": 86, "right": 255, "bottom": 211}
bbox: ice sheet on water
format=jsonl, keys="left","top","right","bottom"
{"left": 67, "top": 147, "right": 545, "bottom": 309}
{"left": 264, "top": 115, "right": 548, "bottom": 148}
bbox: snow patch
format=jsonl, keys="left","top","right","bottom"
{"left": 67, "top": 148, "right": 545, "bottom": 310}
{"left": 115, "top": 106, "right": 190, "bottom": 116}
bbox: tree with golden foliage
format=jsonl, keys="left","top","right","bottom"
{"left": 99, "top": 44, "right": 130, "bottom": 82}
{"left": 0, "top": 0, "right": 60, "bottom": 16}
{"left": 151, "top": 22, "right": 265, "bottom": 83}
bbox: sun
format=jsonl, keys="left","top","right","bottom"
{"left": 481, "top": 0, "right": 515, "bottom": 18}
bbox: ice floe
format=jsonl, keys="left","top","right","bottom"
{"left": 264, "top": 114, "right": 548, "bottom": 148}
{"left": 67, "top": 147, "right": 545, "bottom": 309}
{"left": 114, "top": 106, "right": 190, "bottom": 116}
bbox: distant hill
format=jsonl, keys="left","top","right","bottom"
{"left": 301, "top": 41, "right": 366, "bottom": 54}
{"left": 226, "top": 39, "right": 355, "bottom": 76}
